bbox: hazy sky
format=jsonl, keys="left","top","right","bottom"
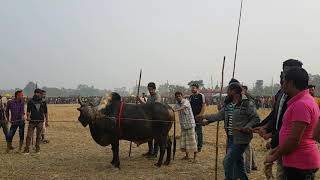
{"left": 1, "top": 0, "right": 320, "bottom": 90}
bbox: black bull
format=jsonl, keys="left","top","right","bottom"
{"left": 77, "top": 99, "right": 175, "bottom": 168}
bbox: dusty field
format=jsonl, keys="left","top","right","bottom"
{"left": 0, "top": 104, "right": 318, "bottom": 180}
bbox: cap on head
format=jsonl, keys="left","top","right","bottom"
{"left": 228, "top": 83, "right": 242, "bottom": 95}
{"left": 229, "top": 78, "right": 240, "bottom": 85}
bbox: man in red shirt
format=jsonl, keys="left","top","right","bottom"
{"left": 265, "top": 67, "right": 320, "bottom": 180}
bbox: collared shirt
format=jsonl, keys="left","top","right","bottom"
{"left": 146, "top": 93, "right": 162, "bottom": 104}
{"left": 6, "top": 99, "right": 25, "bottom": 125}
{"left": 280, "top": 89, "right": 320, "bottom": 170}
{"left": 276, "top": 94, "right": 288, "bottom": 130}
{"left": 175, "top": 99, "right": 196, "bottom": 130}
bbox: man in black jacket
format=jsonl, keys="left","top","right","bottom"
{"left": 23, "top": 89, "right": 48, "bottom": 154}
{"left": 254, "top": 59, "right": 303, "bottom": 180}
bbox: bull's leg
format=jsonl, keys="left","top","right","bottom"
{"left": 155, "top": 137, "right": 166, "bottom": 167}
{"left": 111, "top": 140, "right": 120, "bottom": 169}
{"left": 164, "top": 137, "right": 172, "bottom": 166}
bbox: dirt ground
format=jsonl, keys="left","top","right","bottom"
{"left": 0, "top": 104, "right": 319, "bottom": 180}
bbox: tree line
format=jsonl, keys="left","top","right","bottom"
{"left": 1, "top": 74, "right": 319, "bottom": 97}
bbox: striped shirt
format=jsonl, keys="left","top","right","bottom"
{"left": 175, "top": 99, "right": 196, "bottom": 130}
{"left": 226, "top": 103, "right": 236, "bottom": 136}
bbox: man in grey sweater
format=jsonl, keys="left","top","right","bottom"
{"left": 197, "top": 82, "right": 260, "bottom": 180}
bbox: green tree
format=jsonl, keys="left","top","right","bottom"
{"left": 187, "top": 80, "right": 204, "bottom": 88}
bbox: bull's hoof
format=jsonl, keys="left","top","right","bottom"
{"left": 110, "top": 160, "right": 115, "bottom": 166}
{"left": 164, "top": 161, "right": 170, "bottom": 166}
{"left": 154, "top": 163, "right": 162, "bottom": 168}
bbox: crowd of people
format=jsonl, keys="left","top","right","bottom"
{"left": 0, "top": 89, "right": 49, "bottom": 155}
{"left": 137, "top": 59, "right": 320, "bottom": 180}
{"left": 1, "top": 59, "right": 320, "bottom": 180}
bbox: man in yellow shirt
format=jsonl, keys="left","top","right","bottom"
{"left": 308, "top": 85, "right": 320, "bottom": 108}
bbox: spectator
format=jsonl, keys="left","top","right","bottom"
{"left": 6, "top": 90, "right": 25, "bottom": 153}
{"left": 174, "top": 92, "right": 197, "bottom": 162}
{"left": 254, "top": 59, "right": 303, "bottom": 180}
{"left": 40, "top": 90, "right": 49, "bottom": 144}
{"left": 0, "top": 95, "right": 8, "bottom": 142}
{"left": 23, "top": 89, "right": 48, "bottom": 155}
{"left": 198, "top": 82, "right": 260, "bottom": 180}
{"left": 308, "top": 85, "right": 316, "bottom": 97}
{"left": 189, "top": 83, "right": 206, "bottom": 152}
{"left": 308, "top": 85, "right": 320, "bottom": 108}
{"left": 265, "top": 67, "right": 320, "bottom": 180}
{"left": 241, "top": 85, "right": 258, "bottom": 173}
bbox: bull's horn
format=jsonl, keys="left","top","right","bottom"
{"left": 78, "top": 96, "right": 84, "bottom": 106}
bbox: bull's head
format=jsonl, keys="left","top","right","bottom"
{"left": 77, "top": 97, "right": 96, "bottom": 127}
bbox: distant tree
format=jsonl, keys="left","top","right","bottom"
{"left": 158, "top": 83, "right": 170, "bottom": 97}
{"left": 168, "top": 85, "right": 188, "bottom": 96}
{"left": 132, "top": 85, "right": 148, "bottom": 96}
{"left": 252, "top": 80, "right": 264, "bottom": 96}
{"left": 187, "top": 80, "right": 204, "bottom": 88}
{"left": 114, "top": 87, "right": 130, "bottom": 97}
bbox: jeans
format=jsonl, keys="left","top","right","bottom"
{"left": 148, "top": 139, "right": 159, "bottom": 155}
{"left": 6, "top": 123, "right": 25, "bottom": 143}
{"left": 0, "top": 121, "right": 9, "bottom": 141}
{"left": 195, "top": 124, "right": 203, "bottom": 150}
{"left": 224, "top": 137, "right": 249, "bottom": 180}
{"left": 284, "top": 167, "right": 318, "bottom": 180}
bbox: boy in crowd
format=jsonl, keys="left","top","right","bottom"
{"left": 174, "top": 92, "right": 198, "bottom": 162}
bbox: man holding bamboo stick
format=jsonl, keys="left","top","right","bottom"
{"left": 197, "top": 82, "right": 260, "bottom": 180}
{"left": 136, "top": 82, "right": 162, "bottom": 158}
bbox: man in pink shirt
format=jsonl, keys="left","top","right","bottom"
{"left": 265, "top": 67, "right": 320, "bottom": 180}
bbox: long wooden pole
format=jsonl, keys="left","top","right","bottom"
{"left": 215, "top": 56, "right": 226, "bottom": 180}
{"left": 129, "top": 69, "right": 142, "bottom": 157}
{"left": 232, "top": 0, "right": 244, "bottom": 78}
